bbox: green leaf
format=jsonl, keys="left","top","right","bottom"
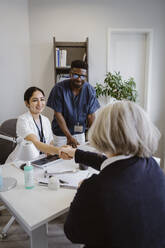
{"left": 94, "top": 71, "right": 138, "bottom": 102}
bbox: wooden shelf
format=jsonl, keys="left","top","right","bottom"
{"left": 56, "top": 67, "right": 71, "bottom": 70}
{"left": 53, "top": 37, "right": 88, "bottom": 83}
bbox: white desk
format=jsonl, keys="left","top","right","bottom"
{"left": 0, "top": 160, "right": 78, "bottom": 248}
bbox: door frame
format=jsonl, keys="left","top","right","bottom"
{"left": 107, "top": 28, "right": 153, "bottom": 112}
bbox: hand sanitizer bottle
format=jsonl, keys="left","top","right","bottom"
{"left": 24, "top": 161, "right": 34, "bottom": 189}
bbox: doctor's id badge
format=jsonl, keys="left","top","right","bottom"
{"left": 74, "top": 124, "right": 83, "bottom": 133}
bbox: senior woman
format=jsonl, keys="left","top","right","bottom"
{"left": 7, "top": 86, "right": 59, "bottom": 162}
{"left": 60, "top": 101, "right": 165, "bottom": 248}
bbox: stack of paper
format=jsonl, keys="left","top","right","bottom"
{"left": 45, "top": 160, "right": 77, "bottom": 175}
{"left": 56, "top": 170, "right": 90, "bottom": 188}
{"left": 38, "top": 170, "right": 90, "bottom": 189}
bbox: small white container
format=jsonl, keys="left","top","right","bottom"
{"left": 48, "top": 177, "right": 60, "bottom": 190}
{"left": 24, "top": 161, "right": 34, "bottom": 189}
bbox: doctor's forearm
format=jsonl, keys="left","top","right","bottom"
{"left": 55, "top": 112, "right": 72, "bottom": 138}
{"left": 87, "top": 113, "right": 95, "bottom": 127}
{"left": 33, "top": 140, "right": 59, "bottom": 155}
{"left": 25, "top": 134, "right": 59, "bottom": 155}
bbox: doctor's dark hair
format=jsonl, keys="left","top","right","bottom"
{"left": 88, "top": 101, "right": 161, "bottom": 158}
{"left": 71, "top": 60, "right": 88, "bottom": 70}
{"left": 24, "top": 87, "right": 45, "bottom": 103}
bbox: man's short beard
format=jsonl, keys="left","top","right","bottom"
{"left": 71, "top": 81, "right": 83, "bottom": 89}
{"left": 73, "top": 84, "right": 82, "bottom": 89}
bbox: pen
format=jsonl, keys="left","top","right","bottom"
{"left": 44, "top": 170, "right": 76, "bottom": 178}
{"left": 38, "top": 181, "right": 76, "bottom": 190}
{"left": 38, "top": 182, "right": 48, "bottom": 186}
{"left": 38, "top": 179, "right": 68, "bottom": 185}
{"left": 59, "top": 179, "right": 68, "bottom": 184}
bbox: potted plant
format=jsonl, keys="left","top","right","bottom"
{"left": 95, "top": 71, "right": 138, "bottom": 104}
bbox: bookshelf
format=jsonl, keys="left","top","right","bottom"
{"left": 53, "top": 37, "right": 88, "bottom": 83}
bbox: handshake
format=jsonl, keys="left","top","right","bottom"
{"left": 59, "top": 145, "right": 76, "bottom": 160}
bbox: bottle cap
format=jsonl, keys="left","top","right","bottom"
{"left": 27, "top": 161, "right": 31, "bottom": 166}
{"left": 24, "top": 161, "right": 33, "bottom": 171}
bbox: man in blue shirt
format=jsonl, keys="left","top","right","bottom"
{"left": 47, "top": 60, "right": 100, "bottom": 147}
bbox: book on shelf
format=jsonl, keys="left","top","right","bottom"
{"left": 83, "top": 52, "right": 87, "bottom": 62}
{"left": 56, "top": 48, "right": 60, "bottom": 67}
{"left": 56, "top": 48, "right": 67, "bottom": 67}
{"left": 60, "top": 49, "right": 67, "bottom": 67}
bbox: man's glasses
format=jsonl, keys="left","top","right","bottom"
{"left": 72, "top": 73, "right": 86, "bottom": 80}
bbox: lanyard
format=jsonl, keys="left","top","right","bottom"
{"left": 33, "top": 115, "right": 46, "bottom": 144}
{"left": 72, "top": 94, "right": 80, "bottom": 124}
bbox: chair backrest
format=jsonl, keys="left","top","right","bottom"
{"left": 0, "top": 119, "right": 17, "bottom": 164}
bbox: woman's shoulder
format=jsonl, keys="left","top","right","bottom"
{"left": 17, "top": 111, "right": 32, "bottom": 121}
{"left": 40, "top": 114, "right": 51, "bottom": 124}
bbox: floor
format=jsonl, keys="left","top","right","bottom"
{"left": 0, "top": 205, "right": 81, "bottom": 248}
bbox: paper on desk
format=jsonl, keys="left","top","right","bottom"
{"left": 38, "top": 170, "right": 90, "bottom": 189}
{"left": 78, "top": 142, "right": 98, "bottom": 152}
{"left": 45, "top": 159, "right": 78, "bottom": 174}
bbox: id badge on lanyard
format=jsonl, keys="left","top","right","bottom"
{"left": 72, "top": 95, "right": 83, "bottom": 133}
{"left": 74, "top": 122, "right": 83, "bottom": 133}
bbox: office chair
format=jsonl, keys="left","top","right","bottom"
{"left": 0, "top": 118, "right": 17, "bottom": 239}
{"left": 0, "top": 119, "right": 17, "bottom": 164}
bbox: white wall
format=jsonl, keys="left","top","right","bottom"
{"left": 108, "top": 31, "right": 148, "bottom": 108}
{"left": 28, "top": 0, "right": 165, "bottom": 162}
{"left": 0, "top": 0, "right": 165, "bottom": 163}
{"left": 0, "top": 0, "right": 31, "bottom": 123}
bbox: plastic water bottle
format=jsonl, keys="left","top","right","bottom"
{"left": 0, "top": 165, "right": 3, "bottom": 189}
{"left": 24, "top": 161, "right": 34, "bottom": 189}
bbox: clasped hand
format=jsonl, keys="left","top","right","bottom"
{"left": 59, "top": 145, "right": 76, "bottom": 160}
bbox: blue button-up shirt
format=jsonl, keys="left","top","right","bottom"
{"left": 47, "top": 79, "right": 100, "bottom": 136}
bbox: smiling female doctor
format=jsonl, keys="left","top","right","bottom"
{"left": 7, "top": 86, "right": 59, "bottom": 162}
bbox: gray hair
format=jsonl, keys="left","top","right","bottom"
{"left": 88, "top": 101, "right": 161, "bottom": 157}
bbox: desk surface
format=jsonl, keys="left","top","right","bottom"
{"left": 0, "top": 160, "right": 77, "bottom": 232}
{"left": 2, "top": 147, "right": 158, "bottom": 235}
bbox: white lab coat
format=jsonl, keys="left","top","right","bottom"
{"left": 6, "top": 111, "right": 54, "bottom": 162}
